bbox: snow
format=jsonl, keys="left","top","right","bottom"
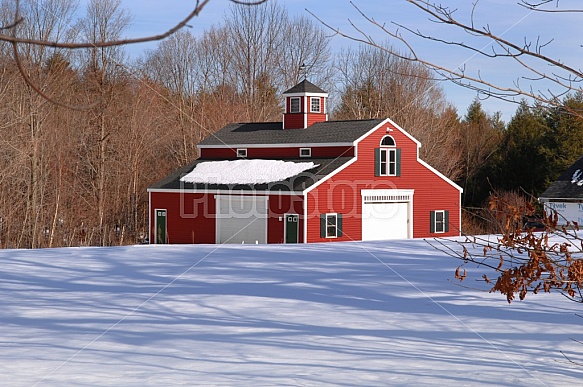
{"left": 1, "top": 238, "right": 583, "bottom": 386}
{"left": 180, "top": 159, "right": 318, "bottom": 184}
{"left": 572, "top": 169, "right": 583, "bottom": 186}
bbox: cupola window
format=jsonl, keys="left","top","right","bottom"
{"left": 310, "top": 97, "right": 321, "bottom": 113}
{"left": 290, "top": 97, "right": 300, "bottom": 113}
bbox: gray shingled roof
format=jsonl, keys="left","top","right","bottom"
{"left": 148, "top": 157, "right": 354, "bottom": 192}
{"left": 540, "top": 155, "right": 583, "bottom": 199}
{"left": 283, "top": 79, "right": 327, "bottom": 94}
{"left": 198, "top": 119, "right": 385, "bottom": 146}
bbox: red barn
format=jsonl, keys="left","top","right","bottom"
{"left": 148, "top": 80, "right": 462, "bottom": 244}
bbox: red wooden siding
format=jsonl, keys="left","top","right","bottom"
{"left": 200, "top": 146, "right": 355, "bottom": 159}
{"left": 284, "top": 113, "right": 304, "bottom": 129}
{"left": 150, "top": 192, "right": 216, "bottom": 244}
{"left": 306, "top": 122, "right": 461, "bottom": 242}
{"left": 267, "top": 194, "right": 305, "bottom": 243}
{"left": 150, "top": 192, "right": 305, "bottom": 244}
{"left": 200, "top": 148, "right": 237, "bottom": 159}
{"left": 307, "top": 112, "right": 327, "bottom": 127}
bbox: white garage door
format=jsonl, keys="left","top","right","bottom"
{"left": 361, "top": 190, "right": 413, "bottom": 241}
{"left": 216, "top": 196, "right": 268, "bottom": 244}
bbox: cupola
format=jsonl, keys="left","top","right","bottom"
{"left": 282, "top": 79, "right": 328, "bottom": 129}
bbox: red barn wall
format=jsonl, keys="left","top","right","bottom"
{"left": 307, "top": 113, "right": 327, "bottom": 127}
{"left": 150, "top": 191, "right": 305, "bottom": 244}
{"left": 150, "top": 191, "right": 216, "bottom": 244}
{"left": 267, "top": 194, "right": 305, "bottom": 243}
{"left": 200, "top": 146, "right": 355, "bottom": 159}
{"left": 284, "top": 113, "right": 304, "bottom": 129}
{"left": 306, "top": 122, "right": 461, "bottom": 242}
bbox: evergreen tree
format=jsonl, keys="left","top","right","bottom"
{"left": 542, "top": 93, "right": 583, "bottom": 181}
{"left": 458, "top": 99, "right": 502, "bottom": 206}
{"left": 492, "top": 101, "right": 549, "bottom": 195}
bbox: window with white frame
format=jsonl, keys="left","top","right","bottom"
{"left": 430, "top": 210, "right": 449, "bottom": 233}
{"left": 300, "top": 148, "right": 311, "bottom": 157}
{"left": 375, "top": 136, "right": 400, "bottom": 177}
{"left": 310, "top": 97, "right": 321, "bottom": 113}
{"left": 237, "top": 148, "right": 247, "bottom": 158}
{"left": 320, "top": 213, "right": 342, "bottom": 238}
{"left": 290, "top": 97, "right": 300, "bottom": 113}
{"left": 378, "top": 148, "right": 397, "bottom": 176}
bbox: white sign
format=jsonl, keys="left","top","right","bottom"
{"left": 543, "top": 202, "right": 583, "bottom": 225}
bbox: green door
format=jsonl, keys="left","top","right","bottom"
{"left": 285, "top": 214, "right": 299, "bottom": 243}
{"left": 155, "top": 209, "right": 167, "bottom": 244}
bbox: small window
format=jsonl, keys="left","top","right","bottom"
{"left": 381, "top": 135, "right": 396, "bottom": 146}
{"left": 300, "top": 148, "right": 311, "bottom": 157}
{"left": 310, "top": 97, "right": 321, "bottom": 113}
{"left": 290, "top": 97, "right": 300, "bottom": 113}
{"left": 320, "top": 213, "right": 343, "bottom": 238}
{"left": 430, "top": 210, "right": 449, "bottom": 233}
{"left": 237, "top": 148, "right": 247, "bottom": 158}
{"left": 376, "top": 148, "right": 399, "bottom": 176}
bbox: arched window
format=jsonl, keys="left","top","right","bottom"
{"left": 375, "top": 136, "right": 400, "bottom": 177}
{"left": 380, "top": 135, "right": 396, "bottom": 147}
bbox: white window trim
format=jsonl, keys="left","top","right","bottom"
{"left": 299, "top": 147, "right": 311, "bottom": 157}
{"left": 434, "top": 210, "right": 446, "bottom": 234}
{"left": 290, "top": 97, "right": 301, "bottom": 113}
{"left": 379, "top": 148, "right": 397, "bottom": 176}
{"left": 310, "top": 97, "right": 321, "bottom": 113}
{"left": 380, "top": 135, "right": 396, "bottom": 147}
{"left": 237, "top": 148, "right": 247, "bottom": 158}
{"left": 326, "top": 213, "right": 338, "bottom": 238}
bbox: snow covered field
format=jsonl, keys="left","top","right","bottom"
{"left": 1, "top": 238, "right": 583, "bottom": 386}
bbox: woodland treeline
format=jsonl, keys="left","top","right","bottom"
{"left": 1, "top": 0, "right": 582, "bottom": 248}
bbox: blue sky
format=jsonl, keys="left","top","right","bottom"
{"left": 79, "top": 0, "right": 578, "bottom": 123}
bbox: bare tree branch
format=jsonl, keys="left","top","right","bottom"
{"left": 520, "top": 0, "right": 583, "bottom": 13}
{"left": 313, "top": 0, "right": 583, "bottom": 117}
{"left": 0, "top": 1, "right": 268, "bottom": 49}
{"left": 0, "top": 0, "right": 269, "bottom": 110}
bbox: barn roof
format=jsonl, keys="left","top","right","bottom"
{"left": 198, "top": 119, "right": 385, "bottom": 147}
{"left": 540, "top": 155, "right": 583, "bottom": 200}
{"left": 283, "top": 79, "right": 327, "bottom": 94}
{"left": 148, "top": 157, "right": 354, "bottom": 192}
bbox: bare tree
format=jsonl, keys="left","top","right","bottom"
{"left": 0, "top": 0, "right": 78, "bottom": 248}
{"left": 312, "top": 0, "right": 583, "bottom": 117}
{"left": 141, "top": 29, "right": 205, "bottom": 164}
{"left": 75, "top": 0, "right": 131, "bottom": 245}
{"left": 334, "top": 43, "right": 463, "bottom": 180}
{"left": 0, "top": 0, "right": 269, "bottom": 108}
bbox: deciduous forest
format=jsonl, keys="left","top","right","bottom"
{"left": 1, "top": 0, "right": 582, "bottom": 248}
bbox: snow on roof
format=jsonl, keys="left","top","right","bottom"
{"left": 180, "top": 159, "right": 318, "bottom": 184}
{"left": 572, "top": 169, "right": 583, "bottom": 186}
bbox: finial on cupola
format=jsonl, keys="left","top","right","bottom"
{"left": 299, "top": 62, "right": 307, "bottom": 81}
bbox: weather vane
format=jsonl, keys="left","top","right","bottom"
{"left": 299, "top": 62, "right": 307, "bottom": 80}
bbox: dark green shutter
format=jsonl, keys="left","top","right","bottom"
{"left": 430, "top": 211, "right": 435, "bottom": 233}
{"left": 337, "top": 214, "right": 343, "bottom": 237}
{"left": 374, "top": 148, "right": 381, "bottom": 177}
{"left": 396, "top": 148, "right": 401, "bottom": 176}
{"left": 320, "top": 214, "right": 326, "bottom": 238}
{"left": 444, "top": 210, "right": 449, "bottom": 232}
